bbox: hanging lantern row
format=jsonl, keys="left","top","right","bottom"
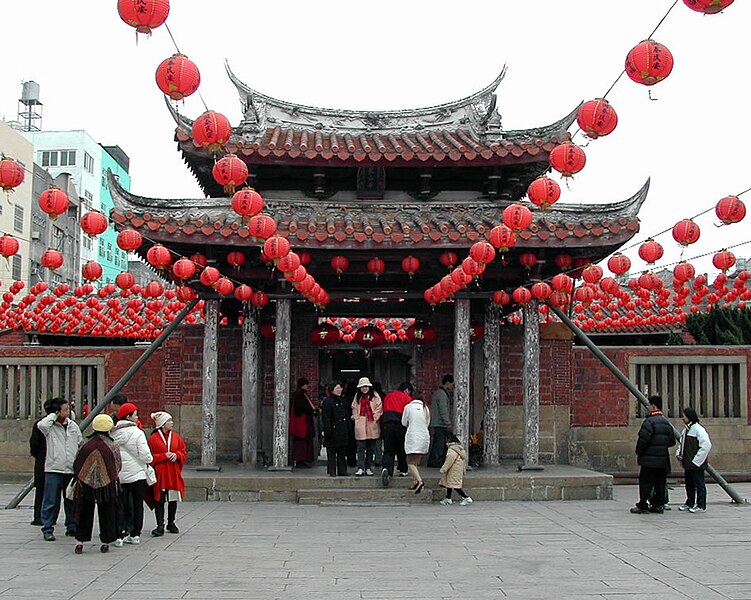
{"left": 117, "top": 0, "right": 170, "bottom": 35}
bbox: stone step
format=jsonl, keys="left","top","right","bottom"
{"left": 297, "top": 487, "right": 434, "bottom": 505}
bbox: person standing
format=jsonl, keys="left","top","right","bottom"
{"left": 111, "top": 402, "right": 153, "bottom": 545}
{"left": 427, "top": 375, "right": 453, "bottom": 467}
{"left": 380, "top": 381, "right": 413, "bottom": 487}
{"left": 631, "top": 396, "right": 676, "bottom": 514}
{"left": 676, "top": 406, "right": 712, "bottom": 513}
{"left": 37, "top": 397, "right": 83, "bottom": 541}
{"left": 290, "top": 378, "right": 317, "bottom": 468}
{"left": 321, "top": 381, "right": 350, "bottom": 477}
{"left": 148, "top": 412, "right": 187, "bottom": 536}
{"left": 72, "top": 414, "right": 122, "bottom": 554}
{"left": 351, "top": 377, "right": 382, "bottom": 476}
{"left": 438, "top": 433, "right": 473, "bottom": 506}
{"left": 29, "top": 400, "right": 54, "bottom": 526}
{"left": 402, "top": 396, "right": 430, "bottom": 494}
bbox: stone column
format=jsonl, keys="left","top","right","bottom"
{"left": 483, "top": 301, "right": 500, "bottom": 465}
{"left": 201, "top": 299, "right": 219, "bottom": 468}
{"left": 241, "top": 305, "right": 260, "bottom": 467}
{"left": 271, "top": 297, "right": 291, "bottom": 469}
{"left": 453, "top": 297, "right": 471, "bottom": 446}
{"left": 522, "top": 299, "right": 541, "bottom": 469}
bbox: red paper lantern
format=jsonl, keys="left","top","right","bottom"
{"left": 638, "top": 271, "right": 660, "bottom": 291}
{"left": 145, "top": 280, "right": 164, "bottom": 298}
{"left": 424, "top": 288, "right": 440, "bottom": 305}
{"left": 82, "top": 261, "right": 103, "bottom": 281}
{"left": 247, "top": 214, "right": 277, "bottom": 240}
{"left": 172, "top": 257, "right": 196, "bottom": 280}
{"left": 451, "top": 267, "right": 473, "bottom": 288}
{"left": 601, "top": 277, "right": 621, "bottom": 295}
{"left": 554, "top": 254, "right": 573, "bottom": 271}
{"left": 326, "top": 255, "right": 348, "bottom": 276}
{"left": 226, "top": 251, "right": 245, "bottom": 269}
{"left": 439, "top": 251, "right": 458, "bottom": 269}
{"left": 673, "top": 261, "right": 696, "bottom": 283}
{"left": 574, "top": 285, "right": 596, "bottom": 305}
{"left": 38, "top": 187, "right": 70, "bottom": 220}
{"left": 469, "top": 241, "right": 496, "bottom": 266}
{"left": 527, "top": 176, "right": 561, "bottom": 210}
{"left": 41, "top": 249, "right": 64, "bottom": 270}
{"left": 549, "top": 143, "right": 586, "bottom": 177}
{"left": 116, "top": 229, "right": 143, "bottom": 252}
{"left": 155, "top": 53, "right": 200, "bottom": 101}
{"left": 405, "top": 322, "right": 437, "bottom": 344}
{"left": 367, "top": 257, "right": 386, "bottom": 279}
{"left": 682, "top": 0, "right": 733, "bottom": 14}
{"left": 285, "top": 266, "right": 307, "bottom": 283}
{"left": 502, "top": 203, "right": 533, "bottom": 232}
{"left": 233, "top": 284, "right": 253, "bottom": 303}
{"left": 607, "top": 253, "right": 631, "bottom": 276}
{"left": 263, "top": 236, "right": 291, "bottom": 261}
{"left": 488, "top": 225, "right": 517, "bottom": 252}
{"left": 712, "top": 250, "right": 736, "bottom": 273}
{"left": 530, "top": 282, "right": 552, "bottom": 300}
{"left": 117, "top": 0, "right": 169, "bottom": 34}
{"left": 625, "top": 40, "right": 674, "bottom": 86}
{"left": 715, "top": 195, "right": 745, "bottom": 225}
{"left": 401, "top": 255, "right": 420, "bottom": 278}
{"left": 213, "top": 277, "right": 234, "bottom": 297}
{"left": 638, "top": 239, "right": 664, "bottom": 264}
{"left": 277, "top": 252, "right": 301, "bottom": 274}
{"left": 354, "top": 325, "right": 385, "bottom": 349}
{"left": 81, "top": 210, "right": 109, "bottom": 237}
{"left": 231, "top": 188, "right": 264, "bottom": 221}
{"left": 260, "top": 320, "right": 276, "bottom": 340}
{"left": 116, "top": 272, "right": 135, "bottom": 290}
{"left": 581, "top": 265, "right": 603, "bottom": 284}
{"left": 199, "top": 266, "right": 221, "bottom": 287}
{"left": 250, "top": 290, "right": 269, "bottom": 308}
{"left": 146, "top": 244, "right": 172, "bottom": 269}
{"left": 512, "top": 286, "right": 532, "bottom": 305}
{"left": 492, "top": 290, "right": 510, "bottom": 306}
{"left": 552, "top": 273, "right": 574, "bottom": 294}
{"left": 576, "top": 99, "right": 618, "bottom": 139}
{"left": 672, "top": 219, "right": 701, "bottom": 247}
{"left": 518, "top": 252, "right": 538, "bottom": 270}
{"left": 0, "top": 157, "right": 25, "bottom": 191}
{"left": 212, "top": 154, "right": 248, "bottom": 195}
{"left": 311, "top": 323, "right": 340, "bottom": 346}
{"left": 192, "top": 110, "right": 232, "bottom": 155}
{"left": 461, "top": 256, "right": 484, "bottom": 277}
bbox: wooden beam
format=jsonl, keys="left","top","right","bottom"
{"left": 522, "top": 299, "right": 540, "bottom": 468}
{"left": 241, "top": 305, "right": 260, "bottom": 467}
{"left": 453, "top": 298, "right": 470, "bottom": 445}
{"left": 271, "top": 298, "right": 292, "bottom": 469}
{"left": 483, "top": 301, "right": 500, "bottom": 465}
{"left": 201, "top": 299, "right": 219, "bottom": 467}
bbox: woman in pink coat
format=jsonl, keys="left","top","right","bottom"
{"left": 351, "top": 377, "right": 382, "bottom": 477}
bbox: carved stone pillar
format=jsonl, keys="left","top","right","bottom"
{"left": 522, "top": 299, "right": 541, "bottom": 469}
{"left": 201, "top": 299, "right": 219, "bottom": 468}
{"left": 483, "top": 301, "right": 500, "bottom": 465}
{"left": 241, "top": 305, "right": 260, "bottom": 467}
{"left": 453, "top": 298, "right": 471, "bottom": 445}
{"left": 271, "top": 298, "right": 291, "bottom": 469}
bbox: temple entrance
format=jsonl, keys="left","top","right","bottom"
{"left": 319, "top": 346, "right": 414, "bottom": 396}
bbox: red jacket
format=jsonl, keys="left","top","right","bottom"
{"left": 148, "top": 430, "right": 187, "bottom": 501}
{"left": 382, "top": 390, "right": 412, "bottom": 414}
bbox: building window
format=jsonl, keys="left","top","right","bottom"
{"left": 53, "top": 226, "right": 65, "bottom": 252}
{"left": 40, "top": 149, "right": 76, "bottom": 168}
{"left": 12, "top": 254, "right": 22, "bottom": 280}
{"left": 84, "top": 152, "right": 94, "bottom": 174}
{"left": 98, "top": 239, "right": 105, "bottom": 258}
{"left": 83, "top": 236, "right": 92, "bottom": 250}
{"left": 14, "top": 205, "right": 24, "bottom": 233}
{"left": 106, "top": 243, "right": 112, "bottom": 261}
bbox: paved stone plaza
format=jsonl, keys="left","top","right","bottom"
{"left": 1, "top": 482, "right": 750, "bottom": 600}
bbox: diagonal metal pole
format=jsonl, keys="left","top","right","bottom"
{"left": 5, "top": 297, "right": 199, "bottom": 510}
{"left": 548, "top": 303, "right": 746, "bottom": 505}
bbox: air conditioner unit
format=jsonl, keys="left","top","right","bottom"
{"left": 31, "top": 231, "right": 41, "bottom": 240}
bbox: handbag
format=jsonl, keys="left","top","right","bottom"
{"left": 145, "top": 464, "right": 157, "bottom": 486}
{"left": 65, "top": 478, "right": 77, "bottom": 501}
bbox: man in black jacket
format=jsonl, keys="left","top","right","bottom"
{"left": 631, "top": 396, "right": 676, "bottom": 514}
{"left": 29, "top": 400, "right": 54, "bottom": 526}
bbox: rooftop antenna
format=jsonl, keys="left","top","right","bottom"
{"left": 17, "top": 81, "right": 43, "bottom": 132}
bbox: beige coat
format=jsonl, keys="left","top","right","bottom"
{"left": 351, "top": 393, "right": 382, "bottom": 440}
{"left": 438, "top": 443, "right": 466, "bottom": 489}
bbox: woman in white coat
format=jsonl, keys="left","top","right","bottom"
{"left": 111, "top": 402, "right": 153, "bottom": 545}
{"left": 401, "top": 397, "right": 430, "bottom": 493}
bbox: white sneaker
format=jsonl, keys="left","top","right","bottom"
{"left": 124, "top": 535, "right": 140, "bottom": 544}
{"left": 689, "top": 507, "right": 706, "bottom": 513}
{"left": 355, "top": 468, "right": 364, "bottom": 477}
{"left": 113, "top": 538, "right": 124, "bottom": 548}
{"left": 398, "top": 471, "right": 409, "bottom": 477}
{"left": 459, "top": 497, "right": 474, "bottom": 506}
{"left": 439, "top": 498, "right": 453, "bottom": 505}
{"left": 677, "top": 504, "right": 693, "bottom": 511}
{"left": 365, "top": 468, "right": 375, "bottom": 476}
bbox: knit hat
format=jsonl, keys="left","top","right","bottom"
{"left": 92, "top": 414, "right": 114, "bottom": 433}
{"left": 357, "top": 377, "right": 372, "bottom": 388}
{"left": 117, "top": 402, "right": 138, "bottom": 420}
{"left": 151, "top": 411, "right": 172, "bottom": 429}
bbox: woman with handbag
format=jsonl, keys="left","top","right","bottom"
{"left": 290, "top": 378, "right": 317, "bottom": 468}
{"left": 111, "top": 402, "right": 153, "bottom": 546}
{"left": 148, "top": 411, "right": 187, "bottom": 536}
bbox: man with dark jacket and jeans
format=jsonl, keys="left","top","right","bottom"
{"left": 631, "top": 395, "right": 676, "bottom": 514}
{"left": 380, "top": 381, "right": 413, "bottom": 487}
{"left": 427, "top": 375, "right": 454, "bottom": 468}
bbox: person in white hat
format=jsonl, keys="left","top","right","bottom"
{"left": 351, "top": 377, "right": 382, "bottom": 476}
{"left": 147, "top": 411, "right": 187, "bottom": 536}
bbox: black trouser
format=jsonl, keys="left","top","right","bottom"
{"left": 326, "top": 445, "right": 348, "bottom": 476}
{"left": 637, "top": 465, "right": 668, "bottom": 509}
{"left": 118, "top": 480, "right": 147, "bottom": 537}
{"left": 75, "top": 498, "right": 118, "bottom": 544}
{"left": 446, "top": 488, "right": 468, "bottom": 499}
{"left": 684, "top": 468, "right": 707, "bottom": 509}
{"left": 154, "top": 496, "right": 177, "bottom": 528}
{"left": 381, "top": 422, "right": 408, "bottom": 476}
{"left": 427, "top": 427, "right": 448, "bottom": 467}
{"left": 32, "top": 461, "right": 45, "bottom": 524}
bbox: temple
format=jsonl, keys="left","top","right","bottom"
{"left": 109, "top": 69, "right": 648, "bottom": 470}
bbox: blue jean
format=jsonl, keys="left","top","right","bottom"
{"left": 684, "top": 468, "right": 707, "bottom": 510}
{"left": 356, "top": 439, "right": 375, "bottom": 469}
{"left": 41, "top": 472, "right": 75, "bottom": 535}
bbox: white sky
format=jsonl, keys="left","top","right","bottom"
{"left": 2, "top": 0, "right": 749, "bottom": 276}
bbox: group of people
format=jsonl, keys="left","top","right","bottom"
{"left": 290, "top": 374, "right": 472, "bottom": 505}
{"left": 30, "top": 395, "right": 188, "bottom": 553}
{"left": 632, "top": 395, "right": 713, "bottom": 515}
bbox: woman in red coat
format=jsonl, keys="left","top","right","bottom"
{"left": 147, "top": 411, "right": 187, "bottom": 536}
